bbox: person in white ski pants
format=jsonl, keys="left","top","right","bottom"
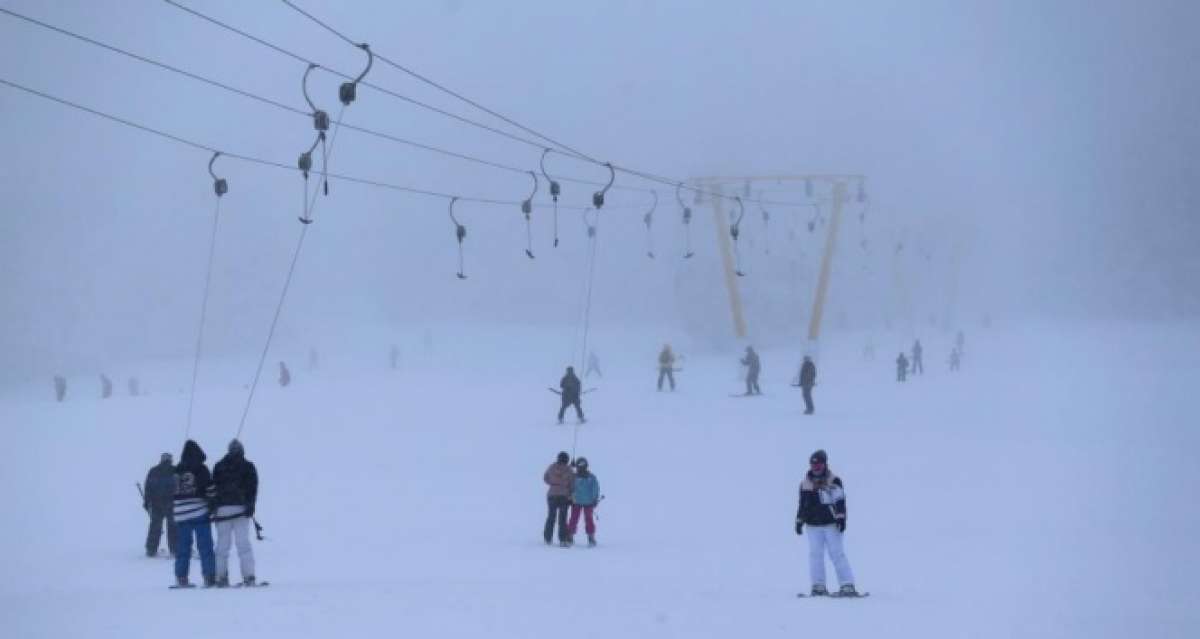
{"left": 214, "top": 505, "right": 255, "bottom": 581}
{"left": 806, "top": 524, "right": 854, "bottom": 588}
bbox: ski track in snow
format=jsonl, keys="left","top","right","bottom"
{"left": 1, "top": 322, "right": 1198, "bottom": 638}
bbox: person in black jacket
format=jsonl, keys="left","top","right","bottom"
{"left": 799, "top": 356, "right": 817, "bottom": 414}
{"left": 143, "top": 453, "right": 178, "bottom": 557}
{"left": 557, "top": 367, "right": 586, "bottom": 425}
{"left": 53, "top": 375, "right": 67, "bottom": 402}
{"left": 794, "top": 449, "right": 858, "bottom": 596}
{"left": 211, "top": 439, "right": 259, "bottom": 587}
{"left": 173, "top": 440, "right": 216, "bottom": 587}
{"left": 741, "top": 346, "right": 762, "bottom": 396}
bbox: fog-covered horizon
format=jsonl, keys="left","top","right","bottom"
{"left": 2, "top": 0, "right": 1197, "bottom": 382}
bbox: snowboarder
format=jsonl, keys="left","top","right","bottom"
{"left": 567, "top": 457, "right": 600, "bottom": 547}
{"left": 948, "top": 347, "right": 961, "bottom": 372}
{"left": 585, "top": 351, "right": 603, "bottom": 378}
{"left": 557, "top": 366, "right": 586, "bottom": 425}
{"left": 308, "top": 347, "right": 319, "bottom": 372}
{"left": 278, "top": 361, "right": 291, "bottom": 387}
{"left": 799, "top": 355, "right": 817, "bottom": 414}
{"left": 53, "top": 375, "right": 66, "bottom": 402}
{"left": 543, "top": 452, "right": 574, "bottom": 547}
{"left": 657, "top": 344, "right": 677, "bottom": 391}
{"left": 128, "top": 377, "right": 140, "bottom": 397}
{"left": 741, "top": 346, "right": 762, "bottom": 396}
{"left": 389, "top": 344, "right": 400, "bottom": 370}
{"left": 143, "top": 453, "right": 178, "bottom": 558}
{"left": 100, "top": 374, "right": 113, "bottom": 399}
{"left": 896, "top": 352, "right": 909, "bottom": 382}
{"left": 795, "top": 449, "right": 858, "bottom": 597}
{"left": 211, "top": 439, "right": 259, "bottom": 587}
{"left": 911, "top": 339, "right": 924, "bottom": 375}
{"left": 173, "top": 440, "right": 216, "bottom": 587}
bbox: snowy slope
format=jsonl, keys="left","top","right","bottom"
{"left": 2, "top": 322, "right": 1197, "bottom": 638}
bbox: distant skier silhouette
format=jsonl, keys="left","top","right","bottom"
{"left": 278, "top": 362, "right": 291, "bottom": 388}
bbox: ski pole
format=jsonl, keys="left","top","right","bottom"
{"left": 136, "top": 482, "right": 150, "bottom": 519}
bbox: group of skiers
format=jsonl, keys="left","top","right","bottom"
{"left": 51, "top": 374, "right": 141, "bottom": 401}
{"left": 141, "top": 439, "right": 261, "bottom": 588}
{"left": 896, "top": 332, "right": 966, "bottom": 381}
{"left": 542, "top": 452, "right": 602, "bottom": 547}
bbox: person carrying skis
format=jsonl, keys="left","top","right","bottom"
{"left": 143, "top": 452, "right": 178, "bottom": 558}
{"left": 211, "top": 439, "right": 259, "bottom": 587}
{"left": 543, "top": 451, "right": 574, "bottom": 547}
{"left": 173, "top": 440, "right": 216, "bottom": 587}
{"left": 795, "top": 449, "right": 859, "bottom": 597}
{"left": 896, "top": 352, "right": 909, "bottom": 382}
{"left": 911, "top": 339, "right": 924, "bottom": 375}
{"left": 741, "top": 346, "right": 762, "bottom": 395}
{"left": 657, "top": 344, "right": 677, "bottom": 391}
{"left": 567, "top": 457, "right": 601, "bottom": 547}
{"left": 799, "top": 355, "right": 817, "bottom": 414}
{"left": 557, "top": 366, "right": 586, "bottom": 425}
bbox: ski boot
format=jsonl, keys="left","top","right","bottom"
{"left": 202, "top": 575, "right": 217, "bottom": 588}
{"left": 215, "top": 575, "right": 230, "bottom": 588}
{"left": 242, "top": 576, "right": 256, "bottom": 587}
{"left": 174, "top": 576, "right": 192, "bottom": 588}
{"left": 810, "top": 584, "right": 829, "bottom": 597}
{"left": 587, "top": 534, "right": 596, "bottom": 547}
{"left": 837, "top": 584, "right": 859, "bottom": 597}
{"left": 557, "top": 418, "right": 564, "bottom": 425}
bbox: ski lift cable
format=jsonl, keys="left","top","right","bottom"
{"left": 0, "top": 77, "right": 606, "bottom": 212}
{"left": 164, "top": 1, "right": 817, "bottom": 208}
{"left": 184, "top": 152, "right": 227, "bottom": 439}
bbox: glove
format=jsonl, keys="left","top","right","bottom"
{"left": 795, "top": 520, "right": 803, "bottom": 536}
{"left": 143, "top": 503, "right": 150, "bottom": 513}
{"left": 836, "top": 519, "right": 846, "bottom": 533}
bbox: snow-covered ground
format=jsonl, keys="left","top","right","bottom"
{"left": 2, "top": 321, "right": 1197, "bottom": 638}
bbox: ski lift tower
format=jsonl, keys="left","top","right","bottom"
{"left": 689, "top": 173, "right": 867, "bottom": 360}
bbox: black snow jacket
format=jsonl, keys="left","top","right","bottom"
{"left": 741, "top": 350, "right": 761, "bottom": 375}
{"left": 560, "top": 372, "right": 582, "bottom": 401}
{"left": 796, "top": 471, "right": 847, "bottom": 527}
{"left": 212, "top": 451, "right": 259, "bottom": 516}
{"left": 144, "top": 461, "right": 177, "bottom": 509}
{"left": 173, "top": 440, "right": 214, "bottom": 523}
{"left": 799, "top": 360, "right": 817, "bottom": 387}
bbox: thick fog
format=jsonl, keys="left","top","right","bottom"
{"left": 1, "top": 0, "right": 1197, "bottom": 383}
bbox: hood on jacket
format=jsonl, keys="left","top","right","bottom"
{"left": 180, "top": 439, "right": 206, "bottom": 466}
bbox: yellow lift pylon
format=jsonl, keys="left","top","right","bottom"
{"left": 691, "top": 174, "right": 866, "bottom": 356}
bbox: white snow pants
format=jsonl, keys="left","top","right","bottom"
{"left": 214, "top": 507, "right": 255, "bottom": 580}
{"left": 806, "top": 524, "right": 854, "bottom": 587}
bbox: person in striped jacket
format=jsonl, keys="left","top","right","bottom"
{"left": 173, "top": 439, "right": 216, "bottom": 587}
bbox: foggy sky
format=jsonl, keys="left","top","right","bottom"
{"left": 1, "top": 0, "right": 1197, "bottom": 380}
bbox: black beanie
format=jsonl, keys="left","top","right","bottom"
{"left": 557, "top": 451, "right": 570, "bottom": 464}
{"left": 810, "top": 449, "right": 828, "bottom": 464}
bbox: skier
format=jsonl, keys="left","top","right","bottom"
{"left": 862, "top": 339, "right": 875, "bottom": 362}
{"left": 911, "top": 339, "right": 924, "bottom": 375}
{"left": 308, "top": 347, "right": 319, "bottom": 372}
{"left": 799, "top": 355, "right": 817, "bottom": 415}
{"left": 389, "top": 344, "right": 400, "bottom": 370}
{"left": 741, "top": 346, "right": 762, "bottom": 396}
{"left": 955, "top": 330, "right": 965, "bottom": 355}
{"left": 657, "top": 344, "right": 677, "bottom": 392}
{"left": 795, "top": 449, "right": 859, "bottom": 597}
{"left": 173, "top": 440, "right": 216, "bottom": 587}
{"left": 557, "top": 366, "right": 586, "bottom": 425}
{"left": 143, "top": 452, "right": 178, "bottom": 558}
{"left": 128, "top": 377, "right": 140, "bottom": 397}
{"left": 896, "top": 352, "right": 909, "bottom": 382}
{"left": 948, "top": 347, "right": 961, "bottom": 372}
{"left": 211, "top": 439, "right": 259, "bottom": 587}
{"left": 53, "top": 375, "right": 66, "bottom": 402}
{"left": 278, "top": 361, "right": 291, "bottom": 387}
{"left": 585, "top": 351, "right": 603, "bottom": 378}
{"left": 543, "top": 452, "right": 574, "bottom": 547}
{"left": 100, "top": 374, "right": 113, "bottom": 399}
{"left": 567, "top": 457, "right": 600, "bottom": 547}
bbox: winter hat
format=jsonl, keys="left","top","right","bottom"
{"left": 809, "top": 449, "right": 828, "bottom": 465}
{"left": 229, "top": 439, "right": 244, "bottom": 455}
{"left": 574, "top": 457, "right": 589, "bottom": 469}
{"left": 556, "top": 451, "right": 570, "bottom": 464}
{"left": 160, "top": 452, "right": 172, "bottom": 464}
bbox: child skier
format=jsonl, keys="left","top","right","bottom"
{"left": 567, "top": 457, "right": 601, "bottom": 547}
{"left": 795, "top": 449, "right": 859, "bottom": 597}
